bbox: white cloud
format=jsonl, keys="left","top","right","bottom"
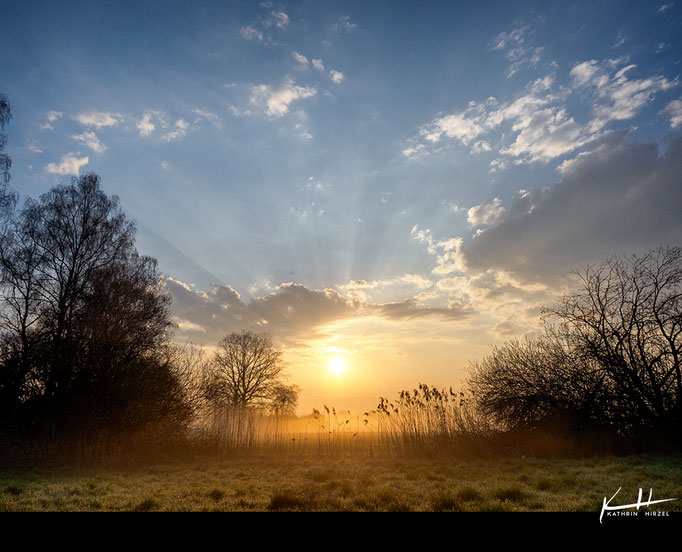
{"left": 330, "top": 70, "right": 345, "bottom": 84}
{"left": 407, "top": 58, "right": 677, "bottom": 166}
{"left": 662, "top": 98, "right": 682, "bottom": 127}
{"left": 26, "top": 141, "right": 43, "bottom": 153}
{"left": 571, "top": 60, "right": 678, "bottom": 130}
{"left": 467, "top": 198, "right": 506, "bottom": 226}
{"left": 250, "top": 79, "right": 317, "bottom": 117}
{"left": 240, "top": 26, "right": 263, "bottom": 41}
{"left": 292, "top": 51, "right": 309, "bottom": 66}
{"left": 471, "top": 140, "right": 491, "bottom": 154}
{"left": 71, "top": 131, "right": 107, "bottom": 153}
{"left": 39, "top": 110, "right": 63, "bottom": 130}
{"left": 658, "top": 3, "right": 673, "bottom": 13}
{"left": 312, "top": 59, "right": 325, "bottom": 72}
{"left": 162, "top": 118, "right": 189, "bottom": 141}
{"left": 137, "top": 112, "right": 156, "bottom": 136}
{"left": 192, "top": 108, "right": 221, "bottom": 127}
{"left": 45, "top": 153, "right": 89, "bottom": 176}
{"left": 272, "top": 11, "right": 289, "bottom": 28}
{"left": 74, "top": 111, "right": 120, "bottom": 129}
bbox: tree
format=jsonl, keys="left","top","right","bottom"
{"left": 0, "top": 94, "right": 16, "bottom": 237}
{"left": 0, "top": 173, "right": 190, "bottom": 452}
{"left": 0, "top": 93, "right": 11, "bottom": 186}
{"left": 204, "top": 330, "right": 299, "bottom": 412}
{"left": 468, "top": 247, "right": 682, "bottom": 444}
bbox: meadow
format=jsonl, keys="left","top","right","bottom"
{"left": 1, "top": 452, "right": 680, "bottom": 512}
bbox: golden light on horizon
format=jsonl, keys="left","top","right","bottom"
{"left": 329, "top": 356, "right": 346, "bottom": 376}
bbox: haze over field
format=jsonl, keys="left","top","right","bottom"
{"left": 2, "top": 0, "right": 682, "bottom": 413}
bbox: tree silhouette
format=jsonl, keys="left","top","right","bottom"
{"left": 0, "top": 93, "right": 11, "bottom": 186}
{"left": 468, "top": 247, "right": 682, "bottom": 445}
{"left": 204, "top": 330, "right": 298, "bottom": 411}
{"left": 0, "top": 173, "right": 189, "bottom": 453}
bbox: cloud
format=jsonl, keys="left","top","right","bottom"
{"left": 332, "top": 16, "right": 356, "bottom": 33}
{"left": 250, "top": 79, "right": 317, "bottom": 117}
{"left": 162, "top": 119, "right": 190, "bottom": 141}
{"left": 45, "top": 152, "right": 89, "bottom": 176}
{"left": 491, "top": 24, "right": 543, "bottom": 77}
{"left": 292, "top": 51, "right": 309, "bottom": 66}
{"left": 452, "top": 133, "right": 682, "bottom": 285}
{"left": 407, "top": 58, "right": 677, "bottom": 166}
{"left": 137, "top": 112, "right": 156, "bottom": 136}
{"left": 662, "top": 98, "right": 682, "bottom": 127}
{"left": 271, "top": 11, "right": 289, "bottom": 29}
{"left": 71, "top": 131, "right": 107, "bottom": 153}
{"left": 26, "top": 141, "right": 43, "bottom": 153}
{"left": 192, "top": 108, "right": 221, "bottom": 127}
{"left": 39, "top": 110, "right": 63, "bottom": 130}
{"left": 312, "top": 59, "right": 325, "bottom": 72}
{"left": 658, "top": 3, "right": 673, "bottom": 13}
{"left": 74, "top": 111, "right": 120, "bottom": 129}
{"left": 240, "top": 26, "right": 263, "bottom": 41}
{"left": 467, "top": 198, "right": 506, "bottom": 226}
{"left": 571, "top": 60, "right": 678, "bottom": 130}
{"left": 164, "top": 278, "right": 470, "bottom": 345}
{"left": 330, "top": 70, "right": 345, "bottom": 84}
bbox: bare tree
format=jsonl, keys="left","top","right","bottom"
{"left": 205, "top": 331, "right": 298, "bottom": 411}
{"left": 0, "top": 93, "right": 11, "bottom": 186}
{"left": 468, "top": 247, "right": 682, "bottom": 442}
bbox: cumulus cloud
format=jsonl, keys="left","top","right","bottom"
{"left": 137, "top": 112, "right": 157, "bottom": 136}
{"left": 312, "top": 59, "right": 325, "bottom": 72}
{"left": 454, "top": 133, "right": 682, "bottom": 284}
{"left": 74, "top": 111, "right": 120, "bottom": 129}
{"left": 164, "top": 278, "right": 470, "bottom": 345}
{"left": 71, "top": 131, "right": 107, "bottom": 153}
{"left": 250, "top": 79, "right": 317, "bottom": 117}
{"left": 45, "top": 153, "right": 89, "bottom": 176}
{"left": 467, "top": 198, "right": 506, "bottom": 226}
{"left": 329, "top": 70, "right": 345, "bottom": 84}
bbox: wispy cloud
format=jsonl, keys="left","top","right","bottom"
{"left": 662, "top": 98, "right": 682, "bottom": 127}
{"left": 74, "top": 111, "right": 121, "bottom": 129}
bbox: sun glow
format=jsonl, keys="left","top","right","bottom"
{"left": 329, "top": 356, "right": 346, "bottom": 376}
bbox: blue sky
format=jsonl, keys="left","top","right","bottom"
{"left": 3, "top": 1, "right": 682, "bottom": 411}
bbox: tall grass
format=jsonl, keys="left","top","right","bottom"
{"left": 191, "top": 384, "right": 498, "bottom": 460}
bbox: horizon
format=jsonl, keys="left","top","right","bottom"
{"left": 2, "top": 0, "right": 682, "bottom": 415}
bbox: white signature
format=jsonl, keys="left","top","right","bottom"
{"left": 600, "top": 487, "right": 677, "bottom": 523}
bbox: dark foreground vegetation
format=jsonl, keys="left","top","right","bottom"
{"left": 0, "top": 93, "right": 680, "bottom": 471}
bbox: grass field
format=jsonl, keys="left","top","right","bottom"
{"left": 1, "top": 454, "right": 680, "bottom": 512}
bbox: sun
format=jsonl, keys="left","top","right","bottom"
{"left": 329, "top": 356, "right": 345, "bottom": 376}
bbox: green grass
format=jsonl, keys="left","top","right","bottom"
{"left": 0, "top": 454, "right": 680, "bottom": 512}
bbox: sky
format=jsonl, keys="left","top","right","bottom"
{"left": 2, "top": 0, "right": 682, "bottom": 414}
